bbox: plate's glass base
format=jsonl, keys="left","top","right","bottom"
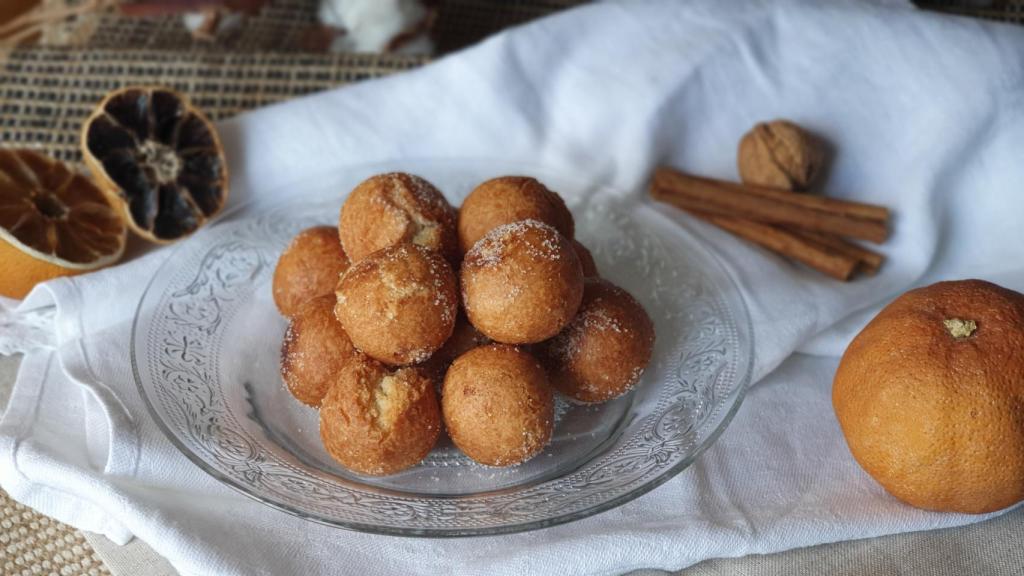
{"left": 133, "top": 160, "right": 753, "bottom": 536}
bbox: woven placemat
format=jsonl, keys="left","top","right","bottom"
{"left": 2, "top": 0, "right": 589, "bottom": 164}
{"left": 0, "top": 47, "right": 427, "bottom": 163}
{"left": 36, "top": 0, "right": 586, "bottom": 54}
{"left": 27, "top": 1, "right": 1021, "bottom": 55}
{"left": 1, "top": 489, "right": 111, "bottom": 576}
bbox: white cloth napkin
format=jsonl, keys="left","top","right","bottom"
{"left": 4, "top": 0, "right": 1024, "bottom": 574}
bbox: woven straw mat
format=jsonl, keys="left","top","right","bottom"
{"left": 2, "top": 0, "right": 587, "bottom": 164}
{"left": 38, "top": 0, "right": 587, "bottom": 54}
{"left": 1, "top": 489, "right": 110, "bottom": 576}
{"left": 30, "top": 1, "right": 1024, "bottom": 54}
{"left": 0, "top": 48, "right": 428, "bottom": 163}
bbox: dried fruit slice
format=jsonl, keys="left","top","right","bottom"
{"left": 0, "top": 149, "right": 127, "bottom": 298}
{"left": 81, "top": 86, "right": 229, "bottom": 243}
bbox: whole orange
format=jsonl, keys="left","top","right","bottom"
{"left": 833, "top": 279, "right": 1024, "bottom": 514}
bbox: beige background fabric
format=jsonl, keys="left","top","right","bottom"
{"left": 2, "top": 353, "right": 1023, "bottom": 575}
{"left": 82, "top": 532, "right": 177, "bottom": 576}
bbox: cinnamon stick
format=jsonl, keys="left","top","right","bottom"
{"left": 690, "top": 211, "right": 860, "bottom": 281}
{"left": 650, "top": 167, "right": 890, "bottom": 243}
{"left": 791, "top": 230, "right": 884, "bottom": 275}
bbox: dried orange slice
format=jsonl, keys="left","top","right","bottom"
{"left": 81, "top": 86, "right": 229, "bottom": 243}
{"left": 0, "top": 149, "right": 127, "bottom": 299}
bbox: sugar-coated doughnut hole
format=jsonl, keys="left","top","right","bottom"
{"left": 457, "top": 176, "right": 574, "bottom": 255}
{"left": 280, "top": 294, "right": 361, "bottom": 407}
{"left": 419, "top": 312, "right": 491, "bottom": 383}
{"left": 340, "top": 172, "right": 459, "bottom": 264}
{"left": 273, "top": 226, "right": 350, "bottom": 317}
{"left": 335, "top": 243, "right": 457, "bottom": 365}
{"left": 442, "top": 344, "right": 554, "bottom": 466}
{"left": 537, "top": 279, "right": 655, "bottom": 404}
{"left": 460, "top": 219, "right": 583, "bottom": 344}
{"left": 320, "top": 359, "right": 441, "bottom": 475}
{"left": 572, "top": 239, "right": 599, "bottom": 278}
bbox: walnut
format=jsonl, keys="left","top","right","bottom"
{"left": 737, "top": 120, "right": 823, "bottom": 191}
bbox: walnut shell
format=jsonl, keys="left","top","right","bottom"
{"left": 737, "top": 120, "right": 822, "bottom": 191}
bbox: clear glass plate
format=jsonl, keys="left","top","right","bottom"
{"left": 131, "top": 159, "right": 754, "bottom": 537}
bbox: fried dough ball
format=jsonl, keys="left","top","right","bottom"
{"left": 420, "top": 312, "right": 491, "bottom": 382}
{"left": 320, "top": 360, "right": 441, "bottom": 475}
{"left": 460, "top": 220, "right": 583, "bottom": 344}
{"left": 572, "top": 239, "right": 599, "bottom": 278}
{"left": 442, "top": 344, "right": 554, "bottom": 466}
{"left": 335, "top": 243, "right": 457, "bottom": 366}
{"left": 339, "top": 172, "right": 458, "bottom": 264}
{"left": 273, "top": 226, "right": 350, "bottom": 317}
{"left": 457, "top": 176, "right": 574, "bottom": 254}
{"left": 537, "top": 279, "right": 655, "bottom": 404}
{"left": 280, "top": 294, "right": 361, "bottom": 407}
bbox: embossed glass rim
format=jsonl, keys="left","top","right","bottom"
{"left": 130, "top": 158, "right": 755, "bottom": 538}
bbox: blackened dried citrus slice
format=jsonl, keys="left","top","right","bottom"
{"left": 81, "top": 86, "right": 229, "bottom": 243}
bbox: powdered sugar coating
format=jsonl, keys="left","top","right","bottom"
{"left": 389, "top": 172, "right": 452, "bottom": 215}
{"left": 466, "top": 219, "right": 564, "bottom": 269}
